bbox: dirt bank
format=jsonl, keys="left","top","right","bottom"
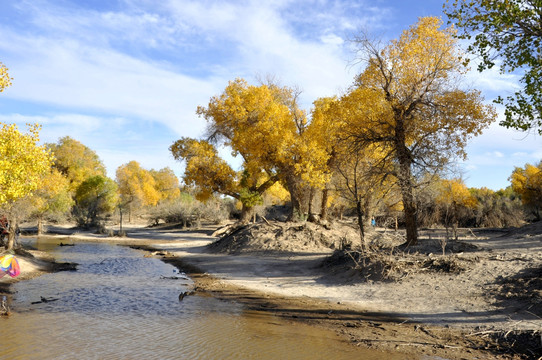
{"left": 144, "top": 221, "right": 542, "bottom": 359}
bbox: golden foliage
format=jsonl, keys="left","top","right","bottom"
{"left": 352, "top": 16, "right": 496, "bottom": 161}
{"left": 150, "top": 167, "right": 180, "bottom": 202}
{"left": 0, "top": 123, "right": 54, "bottom": 205}
{"left": 343, "top": 17, "right": 496, "bottom": 245}
{"left": 0, "top": 63, "right": 12, "bottom": 93}
{"left": 30, "top": 168, "right": 73, "bottom": 216}
{"left": 170, "top": 138, "right": 238, "bottom": 201}
{"left": 197, "top": 78, "right": 300, "bottom": 176}
{"left": 510, "top": 162, "right": 542, "bottom": 207}
{"left": 263, "top": 181, "right": 290, "bottom": 205}
{"left": 116, "top": 161, "right": 161, "bottom": 207}
{"left": 436, "top": 178, "right": 478, "bottom": 209}
{"left": 48, "top": 136, "right": 106, "bottom": 193}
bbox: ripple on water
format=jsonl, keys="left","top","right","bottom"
{"left": 1, "top": 240, "right": 402, "bottom": 360}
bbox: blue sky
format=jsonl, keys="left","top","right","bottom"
{"left": 0, "top": 0, "right": 539, "bottom": 190}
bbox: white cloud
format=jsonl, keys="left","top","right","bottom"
{"left": 0, "top": 29, "right": 217, "bottom": 137}
{"left": 5, "top": 0, "right": 535, "bottom": 191}
{"left": 0, "top": 0, "right": 385, "bottom": 132}
{"left": 0, "top": 113, "right": 109, "bottom": 140}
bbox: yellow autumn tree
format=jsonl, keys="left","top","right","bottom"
{"left": 299, "top": 97, "right": 340, "bottom": 222}
{"left": 263, "top": 182, "right": 290, "bottom": 206}
{"left": 195, "top": 78, "right": 310, "bottom": 221}
{"left": 29, "top": 169, "right": 73, "bottom": 234}
{"left": 0, "top": 123, "right": 54, "bottom": 249}
{"left": 116, "top": 161, "right": 161, "bottom": 222}
{"left": 0, "top": 63, "right": 12, "bottom": 93}
{"left": 348, "top": 17, "right": 496, "bottom": 245}
{"left": 312, "top": 93, "right": 393, "bottom": 247}
{"left": 47, "top": 136, "right": 107, "bottom": 193}
{"left": 150, "top": 167, "right": 180, "bottom": 203}
{"left": 510, "top": 161, "right": 542, "bottom": 220}
{"left": 170, "top": 137, "right": 278, "bottom": 223}
{"left": 436, "top": 178, "right": 478, "bottom": 241}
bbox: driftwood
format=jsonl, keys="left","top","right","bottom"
{"left": 178, "top": 290, "right": 196, "bottom": 301}
{"left": 31, "top": 296, "right": 59, "bottom": 305}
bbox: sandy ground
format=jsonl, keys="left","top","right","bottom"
{"left": 147, "top": 224, "right": 542, "bottom": 328}
{"left": 6, "top": 221, "right": 542, "bottom": 359}
{"left": 146, "top": 221, "right": 542, "bottom": 359}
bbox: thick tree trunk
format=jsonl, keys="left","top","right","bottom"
{"left": 362, "top": 193, "right": 374, "bottom": 231}
{"left": 285, "top": 174, "right": 309, "bottom": 222}
{"left": 240, "top": 203, "right": 254, "bottom": 224}
{"left": 307, "top": 187, "right": 318, "bottom": 223}
{"left": 395, "top": 118, "right": 418, "bottom": 246}
{"left": 397, "top": 159, "right": 418, "bottom": 246}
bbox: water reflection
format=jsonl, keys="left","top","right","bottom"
{"left": 0, "top": 239, "right": 401, "bottom": 359}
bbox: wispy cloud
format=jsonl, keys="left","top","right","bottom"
{"left": 2, "top": 0, "right": 392, "bottom": 116}
{"left": 0, "top": 28, "right": 218, "bottom": 137}
{"left": 1, "top": 0, "right": 535, "bottom": 190}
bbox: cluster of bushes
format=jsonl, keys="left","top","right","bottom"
{"left": 147, "top": 194, "right": 233, "bottom": 227}
{"left": 414, "top": 186, "right": 524, "bottom": 230}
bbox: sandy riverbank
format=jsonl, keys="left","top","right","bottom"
{"left": 0, "top": 249, "right": 55, "bottom": 284}
{"left": 145, "top": 222, "right": 541, "bottom": 359}
{"left": 8, "top": 221, "right": 542, "bottom": 359}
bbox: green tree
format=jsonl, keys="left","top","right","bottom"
{"left": 74, "top": 175, "right": 118, "bottom": 228}
{"left": 445, "top": 0, "right": 542, "bottom": 133}
{"left": 470, "top": 187, "right": 524, "bottom": 227}
{"left": 348, "top": 17, "right": 496, "bottom": 245}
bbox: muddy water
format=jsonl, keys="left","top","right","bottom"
{"left": 0, "top": 239, "right": 402, "bottom": 359}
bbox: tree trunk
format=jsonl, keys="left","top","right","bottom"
{"left": 307, "top": 187, "right": 318, "bottom": 223}
{"left": 285, "top": 174, "right": 309, "bottom": 222}
{"left": 119, "top": 206, "right": 123, "bottom": 234}
{"left": 320, "top": 187, "right": 329, "bottom": 222}
{"left": 401, "top": 186, "right": 418, "bottom": 246}
{"left": 356, "top": 199, "right": 366, "bottom": 251}
{"left": 395, "top": 119, "right": 418, "bottom": 246}
{"left": 37, "top": 218, "right": 43, "bottom": 235}
{"left": 240, "top": 203, "right": 254, "bottom": 224}
{"left": 362, "top": 193, "right": 374, "bottom": 231}
{"left": 6, "top": 215, "right": 17, "bottom": 250}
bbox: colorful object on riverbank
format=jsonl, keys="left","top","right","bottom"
{"left": 0, "top": 254, "right": 20, "bottom": 278}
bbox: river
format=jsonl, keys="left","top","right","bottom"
{"left": 0, "top": 238, "right": 409, "bottom": 359}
